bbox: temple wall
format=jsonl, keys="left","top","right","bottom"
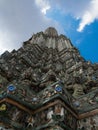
{"left": 30, "top": 33, "right": 73, "bottom": 51}
{"left": 45, "top": 126, "right": 64, "bottom": 130}
{"left": 77, "top": 115, "right": 98, "bottom": 130}
{"left": 29, "top": 104, "right": 77, "bottom": 130}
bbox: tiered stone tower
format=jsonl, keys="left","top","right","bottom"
{"left": 0, "top": 27, "right": 98, "bottom": 130}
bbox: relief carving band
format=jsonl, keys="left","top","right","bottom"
{"left": 0, "top": 27, "right": 98, "bottom": 130}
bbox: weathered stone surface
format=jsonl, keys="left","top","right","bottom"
{"left": 44, "top": 27, "right": 58, "bottom": 37}
{"left": 0, "top": 27, "right": 98, "bottom": 130}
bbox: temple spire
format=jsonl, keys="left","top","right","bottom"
{"left": 44, "top": 27, "right": 58, "bottom": 37}
{"left": 29, "top": 27, "right": 73, "bottom": 51}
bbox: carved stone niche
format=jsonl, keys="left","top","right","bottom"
{"left": 54, "top": 104, "right": 64, "bottom": 118}
{"left": 55, "top": 61, "right": 63, "bottom": 73}
{"left": 26, "top": 115, "right": 35, "bottom": 128}
{"left": 72, "top": 77, "right": 85, "bottom": 98}
{"left": 11, "top": 108, "right": 21, "bottom": 121}
{"left": 47, "top": 107, "right": 54, "bottom": 123}
{"left": 39, "top": 70, "right": 57, "bottom": 88}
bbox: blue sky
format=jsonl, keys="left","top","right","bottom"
{"left": 0, "top": 0, "right": 98, "bottom": 63}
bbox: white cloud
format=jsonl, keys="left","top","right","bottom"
{"left": 35, "top": 0, "right": 98, "bottom": 32}
{"left": 50, "top": 0, "right": 98, "bottom": 32}
{"left": 0, "top": 0, "right": 98, "bottom": 54}
{"left": 35, "top": 0, "right": 51, "bottom": 14}
{"left": 0, "top": 0, "right": 60, "bottom": 54}
{"left": 0, "top": 27, "right": 22, "bottom": 54}
{"left": 77, "top": 0, "right": 98, "bottom": 32}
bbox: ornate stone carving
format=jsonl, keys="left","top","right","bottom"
{"left": 0, "top": 27, "right": 98, "bottom": 130}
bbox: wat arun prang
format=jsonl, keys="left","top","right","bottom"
{"left": 0, "top": 27, "right": 98, "bottom": 130}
